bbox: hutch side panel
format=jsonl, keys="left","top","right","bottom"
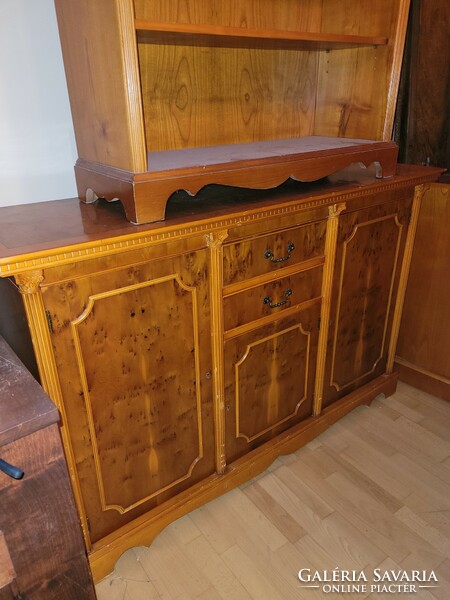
{"left": 40, "top": 249, "right": 214, "bottom": 544}
{"left": 54, "top": 0, "right": 146, "bottom": 172}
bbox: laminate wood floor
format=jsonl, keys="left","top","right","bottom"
{"left": 95, "top": 382, "right": 450, "bottom": 599}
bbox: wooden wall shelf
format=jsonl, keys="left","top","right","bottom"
{"left": 135, "top": 20, "right": 388, "bottom": 49}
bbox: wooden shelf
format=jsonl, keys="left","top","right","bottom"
{"left": 135, "top": 20, "right": 388, "bottom": 49}
{"left": 146, "top": 136, "right": 392, "bottom": 173}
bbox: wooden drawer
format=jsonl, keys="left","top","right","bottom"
{"left": 223, "top": 220, "right": 327, "bottom": 285}
{"left": 223, "top": 266, "right": 322, "bottom": 332}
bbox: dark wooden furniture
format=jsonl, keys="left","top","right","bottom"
{"left": 0, "top": 336, "right": 97, "bottom": 599}
{"left": 397, "top": 0, "right": 449, "bottom": 172}
{"left": 0, "top": 531, "right": 18, "bottom": 600}
{"left": 395, "top": 183, "right": 450, "bottom": 401}
{"left": 0, "top": 164, "right": 442, "bottom": 580}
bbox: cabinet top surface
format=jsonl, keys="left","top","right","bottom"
{"left": 0, "top": 165, "right": 442, "bottom": 275}
{"left": 0, "top": 336, "right": 58, "bottom": 447}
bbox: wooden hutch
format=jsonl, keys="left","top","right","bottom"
{"left": 0, "top": 0, "right": 444, "bottom": 583}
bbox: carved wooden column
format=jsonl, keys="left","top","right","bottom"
{"left": 14, "top": 269, "right": 91, "bottom": 550}
{"left": 313, "top": 203, "right": 346, "bottom": 415}
{"left": 206, "top": 230, "right": 229, "bottom": 474}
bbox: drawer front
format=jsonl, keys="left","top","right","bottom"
{"left": 223, "top": 220, "right": 327, "bottom": 285}
{"left": 223, "top": 266, "right": 322, "bottom": 332}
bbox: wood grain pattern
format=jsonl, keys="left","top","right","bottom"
{"left": 71, "top": 275, "right": 204, "bottom": 515}
{"left": 330, "top": 213, "right": 403, "bottom": 389}
{"left": 224, "top": 307, "right": 320, "bottom": 463}
{"left": 133, "top": 0, "right": 323, "bottom": 32}
{"left": 323, "top": 194, "right": 412, "bottom": 407}
{"left": 88, "top": 371, "right": 398, "bottom": 581}
{"left": 0, "top": 336, "right": 57, "bottom": 447}
{"left": 313, "top": 203, "right": 346, "bottom": 415}
{"left": 139, "top": 44, "right": 317, "bottom": 151}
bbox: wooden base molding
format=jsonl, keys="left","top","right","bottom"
{"left": 394, "top": 358, "right": 450, "bottom": 402}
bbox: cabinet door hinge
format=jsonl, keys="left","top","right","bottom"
{"left": 45, "top": 310, "right": 53, "bottom": 334}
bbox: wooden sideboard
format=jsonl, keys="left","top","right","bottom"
{"left": 0, "top": 164, "right": 442, "bottom": 581}
{"left": 0, "top": 336, "right": 96, "bottom": 599}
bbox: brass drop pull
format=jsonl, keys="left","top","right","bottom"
{"left": 263, "top": 288, "right": 292, "bottom": 309}
{"left": 264, "top": 242, "right": 295, "bottom": 263}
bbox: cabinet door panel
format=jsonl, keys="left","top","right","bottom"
{"left": 323, "top": 197, "right": 412, "bottom": 407}
{"left": 41, "top": 251, "right": 214, "bottom": 543}
{"left": 224, "top": 306, "right": 320, "bottom": 463}
{"left": 72, "top": 275, "right": 203, "bottom": 513}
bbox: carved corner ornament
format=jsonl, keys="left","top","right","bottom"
{"left": 15, "top": 270, "right": 44, "bottom": 294}
{"left": 328, "top": 202, "right": 346, "bottom": 219}
{"left": 205, "top": 230, "right": 229, "bottom": 249}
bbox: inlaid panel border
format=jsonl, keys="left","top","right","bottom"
{"left": 329, "top": 213, "right": 403, "bottom": 391}
{"left": 234, "top": 323, "right": 311, "bottom": 442}
{"left": 71, "top": 274, "right": 204, "bottom": 514}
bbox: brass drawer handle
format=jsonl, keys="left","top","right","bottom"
{"left": 263, "top": 288, "right": 292, "bottom": 309}
{"left": 264, "top": 242, "right": 295, "bottom": 263}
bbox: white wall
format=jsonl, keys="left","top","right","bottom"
{"left": 0, "top": 0, "right": 77, "bottom": 207}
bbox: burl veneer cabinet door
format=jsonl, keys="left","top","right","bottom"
{"left": 322, "top": 190, "right": 413, "bottom": 408}
{"left": 41, "top": 249, "right": 214, "bottom": 543}
{"left": 224, "top": 305, "right": 320, "bottom": 463}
